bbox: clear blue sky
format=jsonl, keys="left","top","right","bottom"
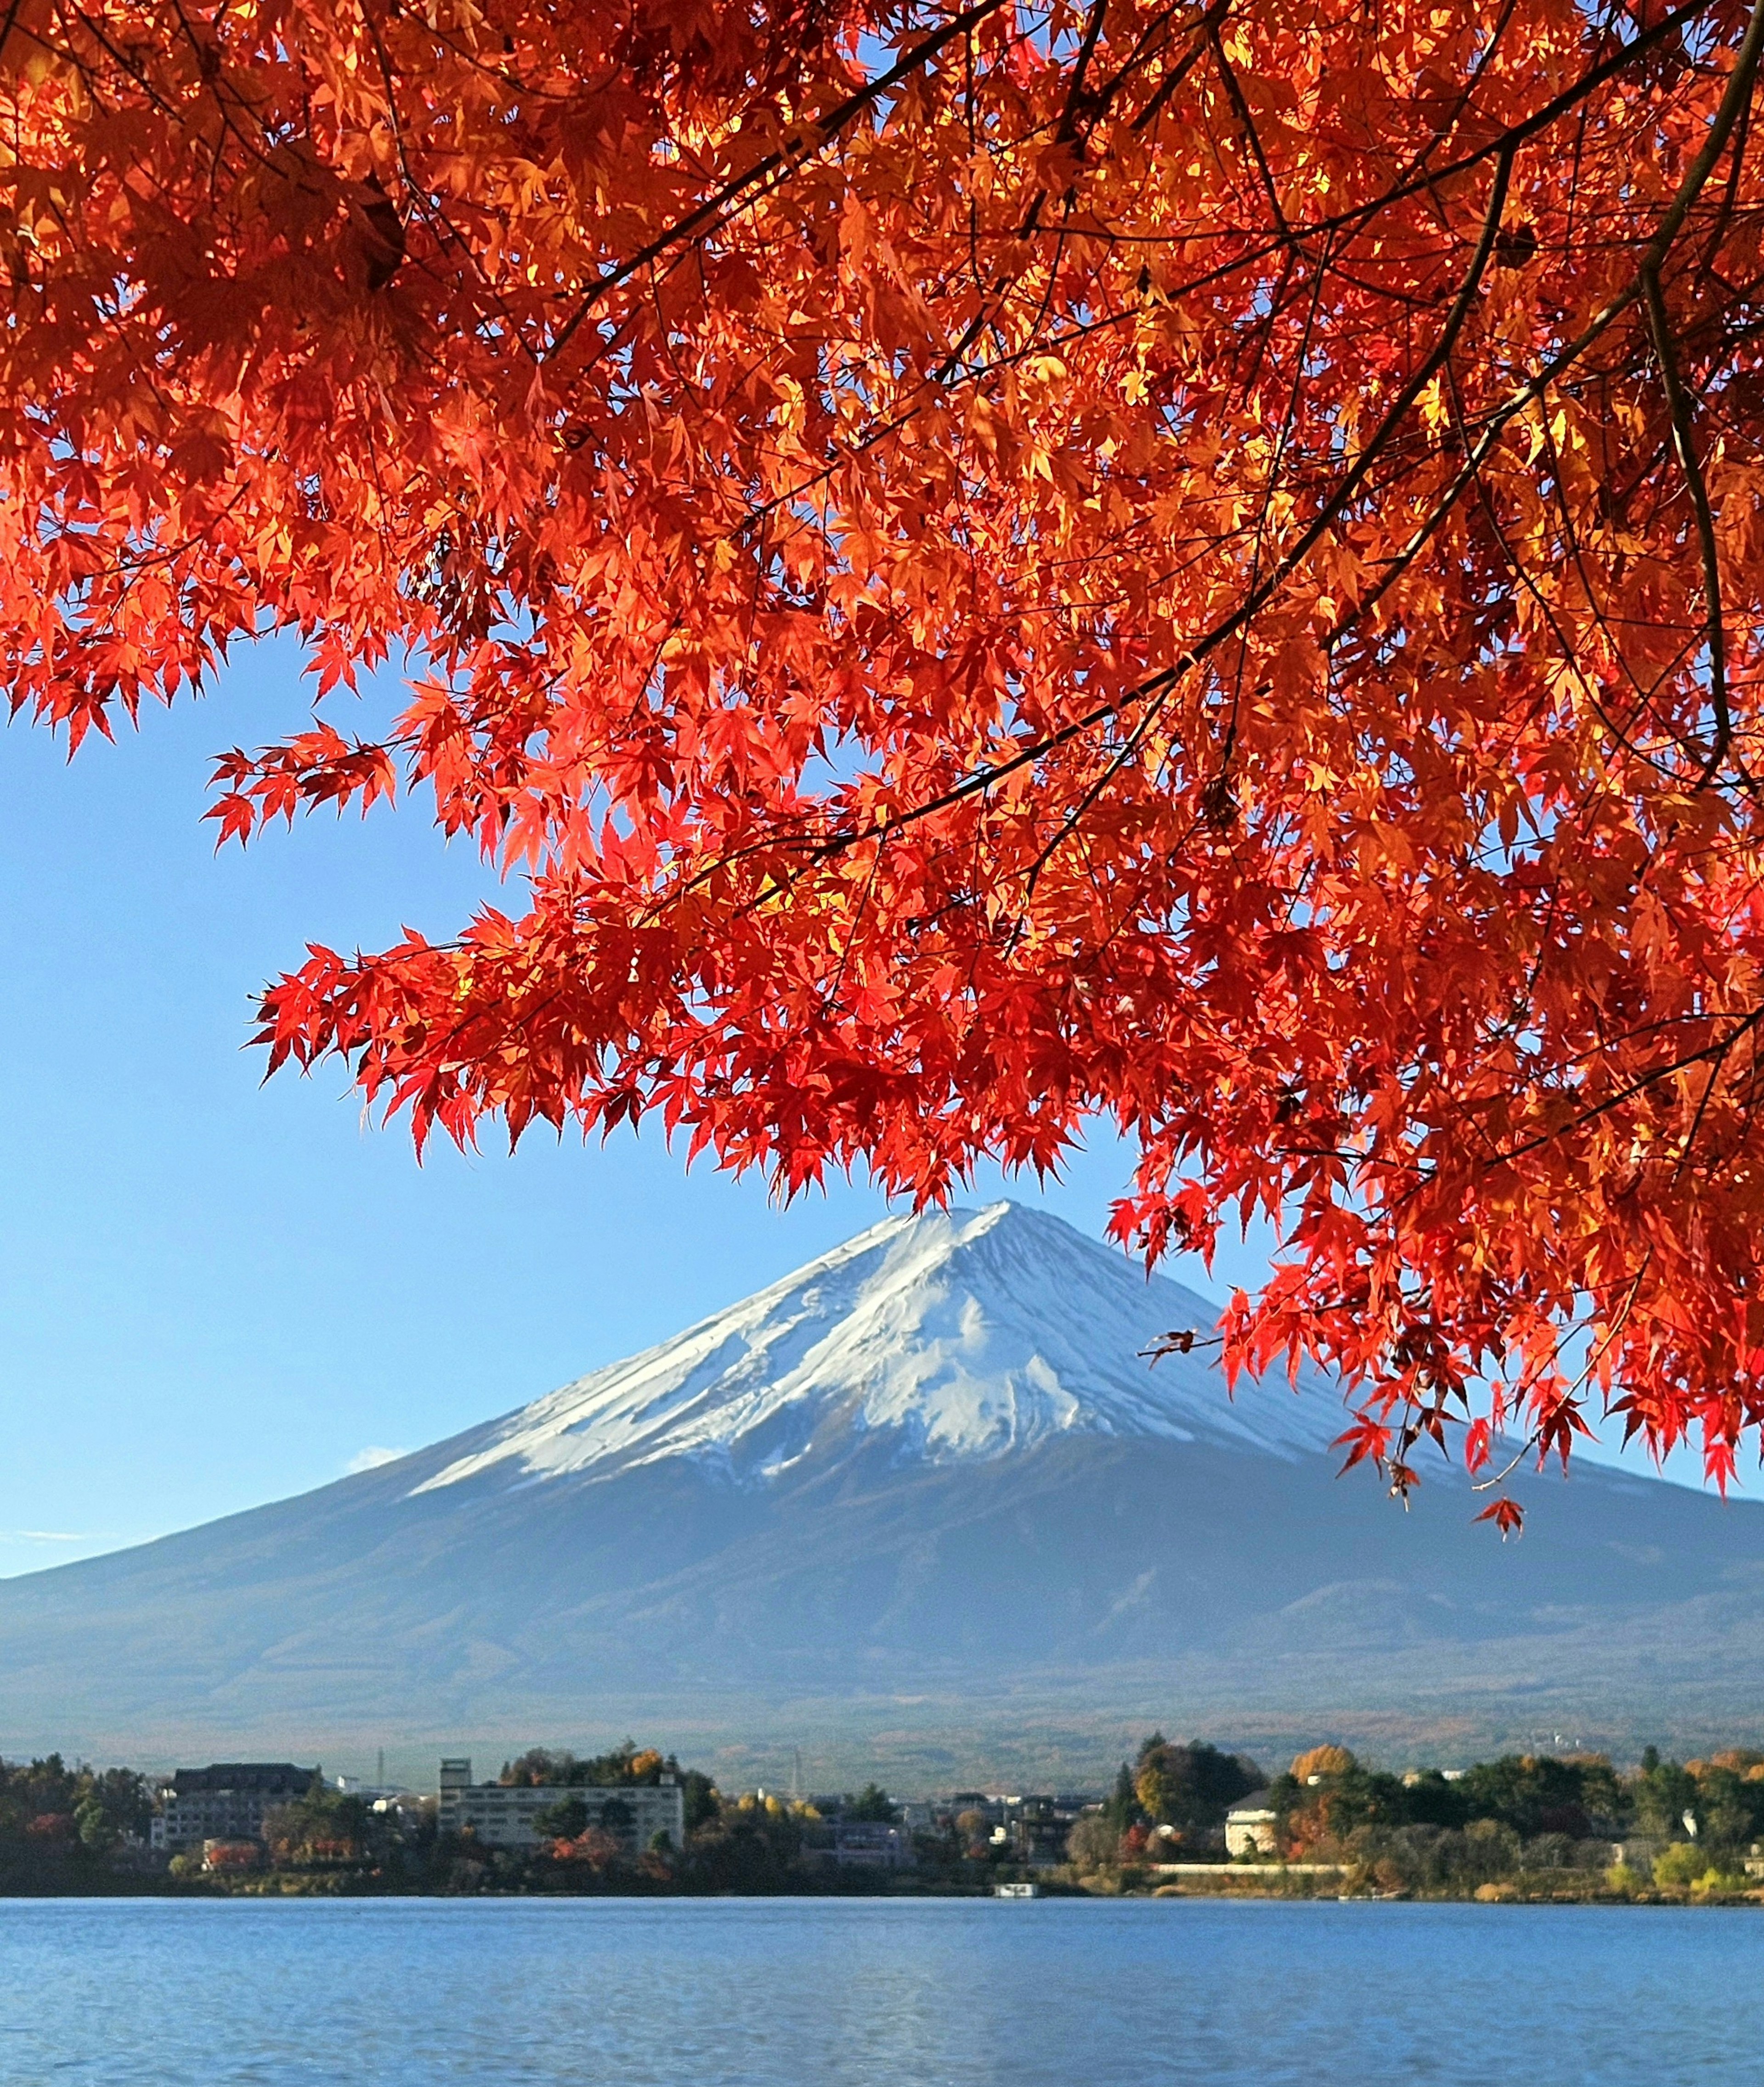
{"left": 0, "top": 643, "right": 1708, "bottom": 1580}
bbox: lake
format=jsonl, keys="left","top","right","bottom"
{"left": 1, "top": 1895, "right": 1758, "bottom": 2084}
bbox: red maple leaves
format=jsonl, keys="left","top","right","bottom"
{"left": 9, "top": 0, "right": 1764, "bottom": 1510}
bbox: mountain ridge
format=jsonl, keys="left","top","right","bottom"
{"left": 405, "top": 1201, "right": 1344, "bottom": 1499}
{"left": 3, "top": 1200, "right": 1763, "bottom": 1778}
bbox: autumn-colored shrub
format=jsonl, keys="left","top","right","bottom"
{"left": 1064, "top": 1815, "right": 1120, "bottom": 1874}
{"left": 1707, "top": 1750, "right": 1764, "bottom": 1776}
{"left": 1650, "top": 1841, "right": 1713, "bottom": 1891}
{"left": 1648, "top": 1844, "right": 1752, "bottom": 1897}
{"left": 547, "top": 1828, "right": 623, "bottom": 1872}
{"left": 1290, "top": 1747, "right": 1357, "bottom": 1786}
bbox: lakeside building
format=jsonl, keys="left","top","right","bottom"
{"left": 1011, "top": 1796, "right": 1089, "bottom": 1865}
{"left": 805, "top": 1821, "right": 916, "bottom": 1870}
{"left": 1224, "top": 1794, "right": 1279, "bottom": 1857}
{"left": 939, "top": 1791, "right": 1094, "bottom": 1864}
{"left": 150, "top": 1764, "right": 319, "bottom": 1851}
{"left": 436, "top": 1759, "right": 684, "bottom": 1852}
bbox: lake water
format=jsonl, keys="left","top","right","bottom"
{"left": 2, "top": 1895, "right": 1758, "bottom": 2084}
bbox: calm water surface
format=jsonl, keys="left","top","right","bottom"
{"left": 2, "top": 1895, "right": 1758, "bottom": 2085}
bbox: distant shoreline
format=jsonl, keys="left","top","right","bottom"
{"left": 4, "top": 1871, "right": 1761, "bottom": 1907}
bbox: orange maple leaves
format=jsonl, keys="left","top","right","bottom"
{"left": 9, "top": 0, "right": 1764, "bottom": 1512}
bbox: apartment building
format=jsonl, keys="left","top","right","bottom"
{"left": 436, "top": 1759, "right": 684, "bottom": 1852}
{"left": 150, "top": 1764, "right": 319, "bottom": 1850}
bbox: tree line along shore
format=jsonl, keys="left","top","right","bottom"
{"left": 2, "top": 1736, "right": 1763, "bottom": 1903}
{"left": 1083, "top": 1737, "right": 1764, "bottom": 1904}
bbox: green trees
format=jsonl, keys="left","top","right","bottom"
{"left": 679, "top": 1772, "right": 719, "bottom": 1836}
{"left": 1395, "top": 1773, "right": 1469, "bottom": 1832}
{"left": 1101, "top": 1765, "right": 1140, "bottom": 1842}
{"left": 262, "top": 1784, "right": 369, "bottom": 1868}
{"left": 1083, "top": 1735, "right": 1268, "bottom": 1865}
{"left": 531, "top": 1797, "right": 589, "bottom": 1843}
{"left": 1274, "top": 1749, "right": 1630, "bottom": 1853}
{"left": 499, "top": 1741, "right": 704, "bottom": 1796}
{"left": 1270, "top": 1751, "right": 1411, "bottom": 1848}
{"left": 1633, "top": 1753, "right": 1699, "bottom": 1841}
{"left": 495, "top": 1739, "right": 715, "bottom": 1835}
{"left": 1456, "top": 1756, "right": 1624, "bottom": 1841}
{"left": 1684, "top": 1766, "right": 1763, "bottom": 1864}
{"left": 1132, "top": 1739, "right": 1266, "bottom": 1840}
{"left": 1261, "top": 1744, "right": 1764, "bottom": 1896}
{"left": 0, "top": 1755, "right": 151, "bottom": 1890}
{"left": 72, "top": 1795, "right": 110, "bottom": 1852}
{"left": 678, "top": 1795, "right": 805, "bottom": 1895}
{"left": 599, "top": 1796, "right": 634, "bottom": 1842}
{"left": 498, "top": 1749, "right": 568, "bottom": 1788}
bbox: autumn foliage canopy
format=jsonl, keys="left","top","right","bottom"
{"left": 12, "top": 0, "right": 1764, "bottom": 1518}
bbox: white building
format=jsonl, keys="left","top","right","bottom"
{"left": 437, "top": 1759, "right": 684, "bottom": 1852}
{"left": 1224, "top": 1794, "right": 1279, "bottom": 1857}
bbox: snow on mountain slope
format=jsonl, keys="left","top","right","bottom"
{"left": 415, "top": 1201, "right": 1346, "bottom": 1496}
{"left": 11, "top": 1199, "right": 1764, "bottom": 1768}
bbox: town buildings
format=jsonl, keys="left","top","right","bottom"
{"left": 149, "top": 1764, "right": 318, "bottom": 1851}
{"left": 810, "top": 1820, "right": 916, "bottom": 1870}
{"left": 436, "top": 1759, "right": 684, "bottom": 1852}
{"left": 941, "top": 1790, "right": 1094, "bottom": 1865}
{"left": 1011, "top": 1795, "right": 1090, "bottom": 1865}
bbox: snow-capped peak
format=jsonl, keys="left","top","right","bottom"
{"left": 412, "top": 1201, "right": 1345, "bottom": 1497}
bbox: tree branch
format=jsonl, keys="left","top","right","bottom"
{"left": 1643, "top": 260, "right": 1731, "bottom": 781}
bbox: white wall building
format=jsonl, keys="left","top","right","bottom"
{"left": 1224, "top": 1795, "right": 1279, "bottom": 1857}
{"left": 150, "top": 1764, "right": 318, "bottom": 1851}
{"left": 437, "top": 1759, "right": 684, "bottom": 1852}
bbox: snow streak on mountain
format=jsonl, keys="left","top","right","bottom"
{"left": 414, "top": 1202, "right": 1345, "bottom": 1496}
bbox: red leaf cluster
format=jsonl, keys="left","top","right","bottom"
{"left": 10, "top": 0, "right": 1764, "bottom": 1500}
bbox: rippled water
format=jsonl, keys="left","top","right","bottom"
{"left": 1, "top": 1895, "right": 1759, "bottom": 2084}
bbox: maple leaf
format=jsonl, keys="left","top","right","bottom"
{"left": 1474, "top": 1498, "right": 1526, "bottom": 1540}
{"left": 1333, "top": 1414, "right": 1392, "bottom": 1478}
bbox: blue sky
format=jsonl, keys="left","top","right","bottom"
{"left": 0, "top": 643, "right": 1712, "bottom": 1580}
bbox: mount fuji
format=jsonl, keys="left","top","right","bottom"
{"left": 5, "top": 1201, "right": 1764, "bottom": 1780}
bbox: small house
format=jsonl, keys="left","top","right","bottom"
{"left": 1224, "top": 1793, "right": 1279, "bottom": 1857}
